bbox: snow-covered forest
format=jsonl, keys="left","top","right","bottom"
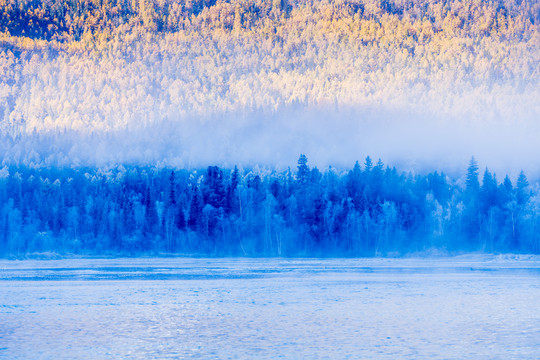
{"left": 0, "top": 0, "right": 538, "bottom": 168}
{"left": 1, "top": 0, "right": 538, "bottom": 132}
{"left": 1, "top": 155, "right": 539, "bottom": 256}
{"left": 0, "top": 1, "right": 538, "bottom": 256}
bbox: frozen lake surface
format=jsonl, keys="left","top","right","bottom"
{"left": 1, "top": 255, "right": 540, "bottom": 359}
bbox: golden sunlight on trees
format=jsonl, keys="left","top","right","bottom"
{"left": 0, "top": 0, "right": 537, "bottom": 134}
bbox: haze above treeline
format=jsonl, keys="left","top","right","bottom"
{"left": 0, "top": 0, "right": 539, "bottom": 174}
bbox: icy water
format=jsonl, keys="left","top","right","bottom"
{"left": 1, "top": 256, "right": 540, "bottom": 359}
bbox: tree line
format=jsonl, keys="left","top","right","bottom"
{"left": 1, "top": 155, "right": 539, "bottom": 257}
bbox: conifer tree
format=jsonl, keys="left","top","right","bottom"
{"left": 297, "top": 154, "right": 309, "bottom": 184}
{"left": 466, "top": 157, "right": 480, "bottom": 194}
{"left": 516, "top": 171, "right": 529, "bottom": 205}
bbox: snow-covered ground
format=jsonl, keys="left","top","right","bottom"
{"left": 1, "top": 256, "right": 539, "bottom": 359}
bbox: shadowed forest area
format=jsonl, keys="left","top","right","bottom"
{"left": 1, "top": 155, "right": 539, "bottom": 257}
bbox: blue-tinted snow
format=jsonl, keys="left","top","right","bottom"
{"left": 1, "top": 256, "right": 539, "bottom": 359}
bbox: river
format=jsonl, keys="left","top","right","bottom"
{"left": 1, "top": 256, "right": 539, "bottom": 359}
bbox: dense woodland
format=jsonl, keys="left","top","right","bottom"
{"left": 1, "top": 155, "right": 539, "bottom": 256}
{"left": 0, "top": 1, "right": 538, "bottom": 256}
{"left": 0, "top": 0, "right": 538, "bottom": 142}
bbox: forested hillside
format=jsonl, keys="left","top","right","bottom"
{"left": 0, "top": 0, "right": 538, "bottom": 139}
{"left": 1, "top": 156, "right": 539, "bottom": 257}
{"left": 0, "top": 1, "right": 539, "bottom": 256}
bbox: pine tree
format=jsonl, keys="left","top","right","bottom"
{"left": 503, "top": 175, "right": 513, "bottom": 194}
{"left": 466, "top": 157, "right": 480, "bottom": 194}
{"left": 480, "top": 168, "right": 498, "bottom": 212}
{"left": 463, "top": 157, "right": 481, "bottom": 248}
{"left": 203, "top": 166, "right": 225, "bottom": 209}
{"left": 364, "top": 156, "right": 373, "bottom": 173}
{"left": 297, "top": 154, "right": 309, "bottom": 184}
